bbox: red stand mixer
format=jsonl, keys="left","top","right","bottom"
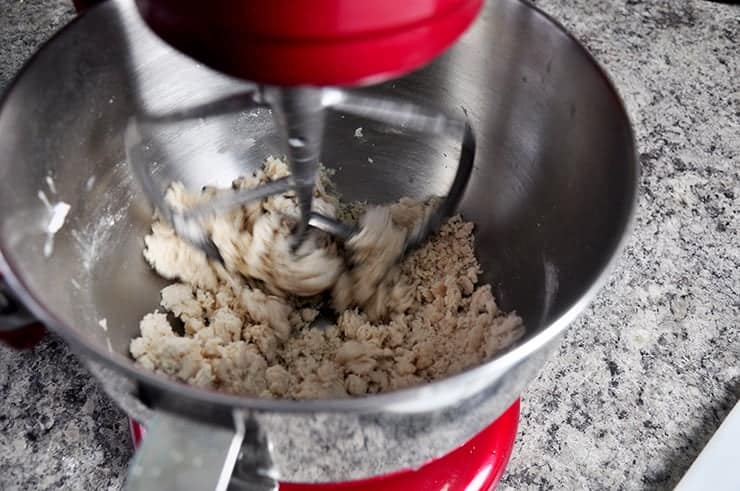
{"left": 8, "top": 1, "right": 518, "bottom": 489}
{"left": 126, "top": 2, "right": 517, "bottom": 489}
{"left": 0, "top": 0, "right": 638, "bottom": 489}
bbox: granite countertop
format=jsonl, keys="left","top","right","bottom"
{"left": 1, "top": 0, "right": 738, "bottom": 489}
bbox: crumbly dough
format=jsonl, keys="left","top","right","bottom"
{"left": 131, "top": 157, "right": 524, "bottom": 399}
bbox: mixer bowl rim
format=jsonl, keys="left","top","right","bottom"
{"left": 0, "top": 0, "right": 639, "bottom": 414}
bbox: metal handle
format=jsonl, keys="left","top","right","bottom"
{"left": 124, "top": 410, "right": 277, "bottom": 491}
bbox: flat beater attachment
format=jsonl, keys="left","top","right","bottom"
{"left": 126, "top": 85, "right": 475, "bottom": 261}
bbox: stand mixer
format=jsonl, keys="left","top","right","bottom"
{"left": 0, "top": 0, "right": 638, "bottom": 489}
{"left": 127, "top": 0, "right": 481, "bottom": 261}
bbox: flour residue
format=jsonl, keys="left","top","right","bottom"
{"left": 72, "top": 160, "right": 132, "bottom": 271}
{"left": 71, "top": 206, "right": 126, "bottom": 271}
{"left": 45, "top": 175, "right": 57, "bottom": 194}
{"left": 38, "top": 190, "right": 71, "bottom": 258}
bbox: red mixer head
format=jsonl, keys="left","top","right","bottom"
{"left": 135, "top": 0, "right": 484, "bottom": 86}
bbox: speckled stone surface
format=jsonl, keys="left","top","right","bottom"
{"left": 1, "top": 0, "right": 738, "bottom": 490}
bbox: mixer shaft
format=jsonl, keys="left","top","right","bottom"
{"left": 265, "top": 87, "right": 326, "bottom": 248}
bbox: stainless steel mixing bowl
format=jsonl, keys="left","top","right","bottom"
{"left": 0, "top": 0, "right": 637, "bottom": 488}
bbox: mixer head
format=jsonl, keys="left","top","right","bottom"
{"left": 134, "top": 0, "right": 485, "bottom": 86}
{"left": 126, "top": 0, "right": 481, "bottom": 260}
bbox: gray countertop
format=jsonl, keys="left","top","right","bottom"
{"left": 1, "top": 0, "right": 738, "bottom": 489}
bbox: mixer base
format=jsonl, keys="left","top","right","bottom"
{"left": 128, "top": 400, "right": 519, "bottom": 490}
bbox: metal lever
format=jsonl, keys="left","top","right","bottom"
{"left": 124, "top": 411, "right": 277, "bottom": 491}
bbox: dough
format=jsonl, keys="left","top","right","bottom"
{"left": 130, "top": 157, "right": 524, "bottom": 399}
